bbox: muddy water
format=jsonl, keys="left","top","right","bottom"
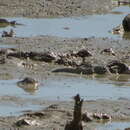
{"left": 0, "top": 6, "right": 130, "bottom": 39}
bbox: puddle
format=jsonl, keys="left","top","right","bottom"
{"left": 97, "top": 121, "right": 130, "bottom": 130}
{"left": 0, "top": 6, "right": 130, "bottom": 39}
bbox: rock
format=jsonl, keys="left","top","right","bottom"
{"left": 122, "top": 14, "right": 130, "bottom": 32}
{"left": 15, "top": 118, "right": 40, "bottom": 127}
{"left": 107, "top": 60, "right": 130, "bottom": 74}
{"left": 17, "top": 77, "right": 39, "bottom": 94}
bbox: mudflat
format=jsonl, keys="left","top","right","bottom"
{"left": 0, "top": 0, "right": 130, "bottom": 130}
{"left": 0, "top": 0, "right": 113, "bottom": 17}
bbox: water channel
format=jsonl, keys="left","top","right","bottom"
{"left": 0, "top": 6, "right": 130, "bottom": 39}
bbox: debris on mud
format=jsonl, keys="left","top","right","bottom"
{"left": 17, "top": 77, "right": 39, "bottom": 94}
{"left": 0, "top": 47, "right": 129, "bottom": 75}
{"left": 92, "top": 113, "right": 111, "bottom": 120}
{"left": 107, "top": 60, "right": 130, "bottom": 74}
{"left": 15, "top": 118, "right": 40, "bottom": 127}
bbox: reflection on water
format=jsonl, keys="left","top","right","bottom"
{"left": 17, "top": 84, "right": 39, "bottom": 95}
{"left": 0, "top": 6, "right": 130, "bottom": 39}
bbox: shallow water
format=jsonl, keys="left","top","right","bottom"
{"left": 97, "top": 121, "right": 130, "bottom": 130}
{"left": 0, "top": 74, "right": 130, "bottom": 116}
{"left": 0, "top": 75, "right": 130, "bottom": 101}
{"left": 0, "top": 6, "right": 130, "bottom": 39}
{"left": 0, "top": 103, "right": 43, "bottom": 116}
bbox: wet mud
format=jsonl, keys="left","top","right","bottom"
{"left": 0, "top": 35, "right": 129, "bottom": 129}
{"left": 0, "top": 0, "right": 114, "bottom": 18}
{"left": 0, "top": 0, "right": 130, "bottom": 130}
